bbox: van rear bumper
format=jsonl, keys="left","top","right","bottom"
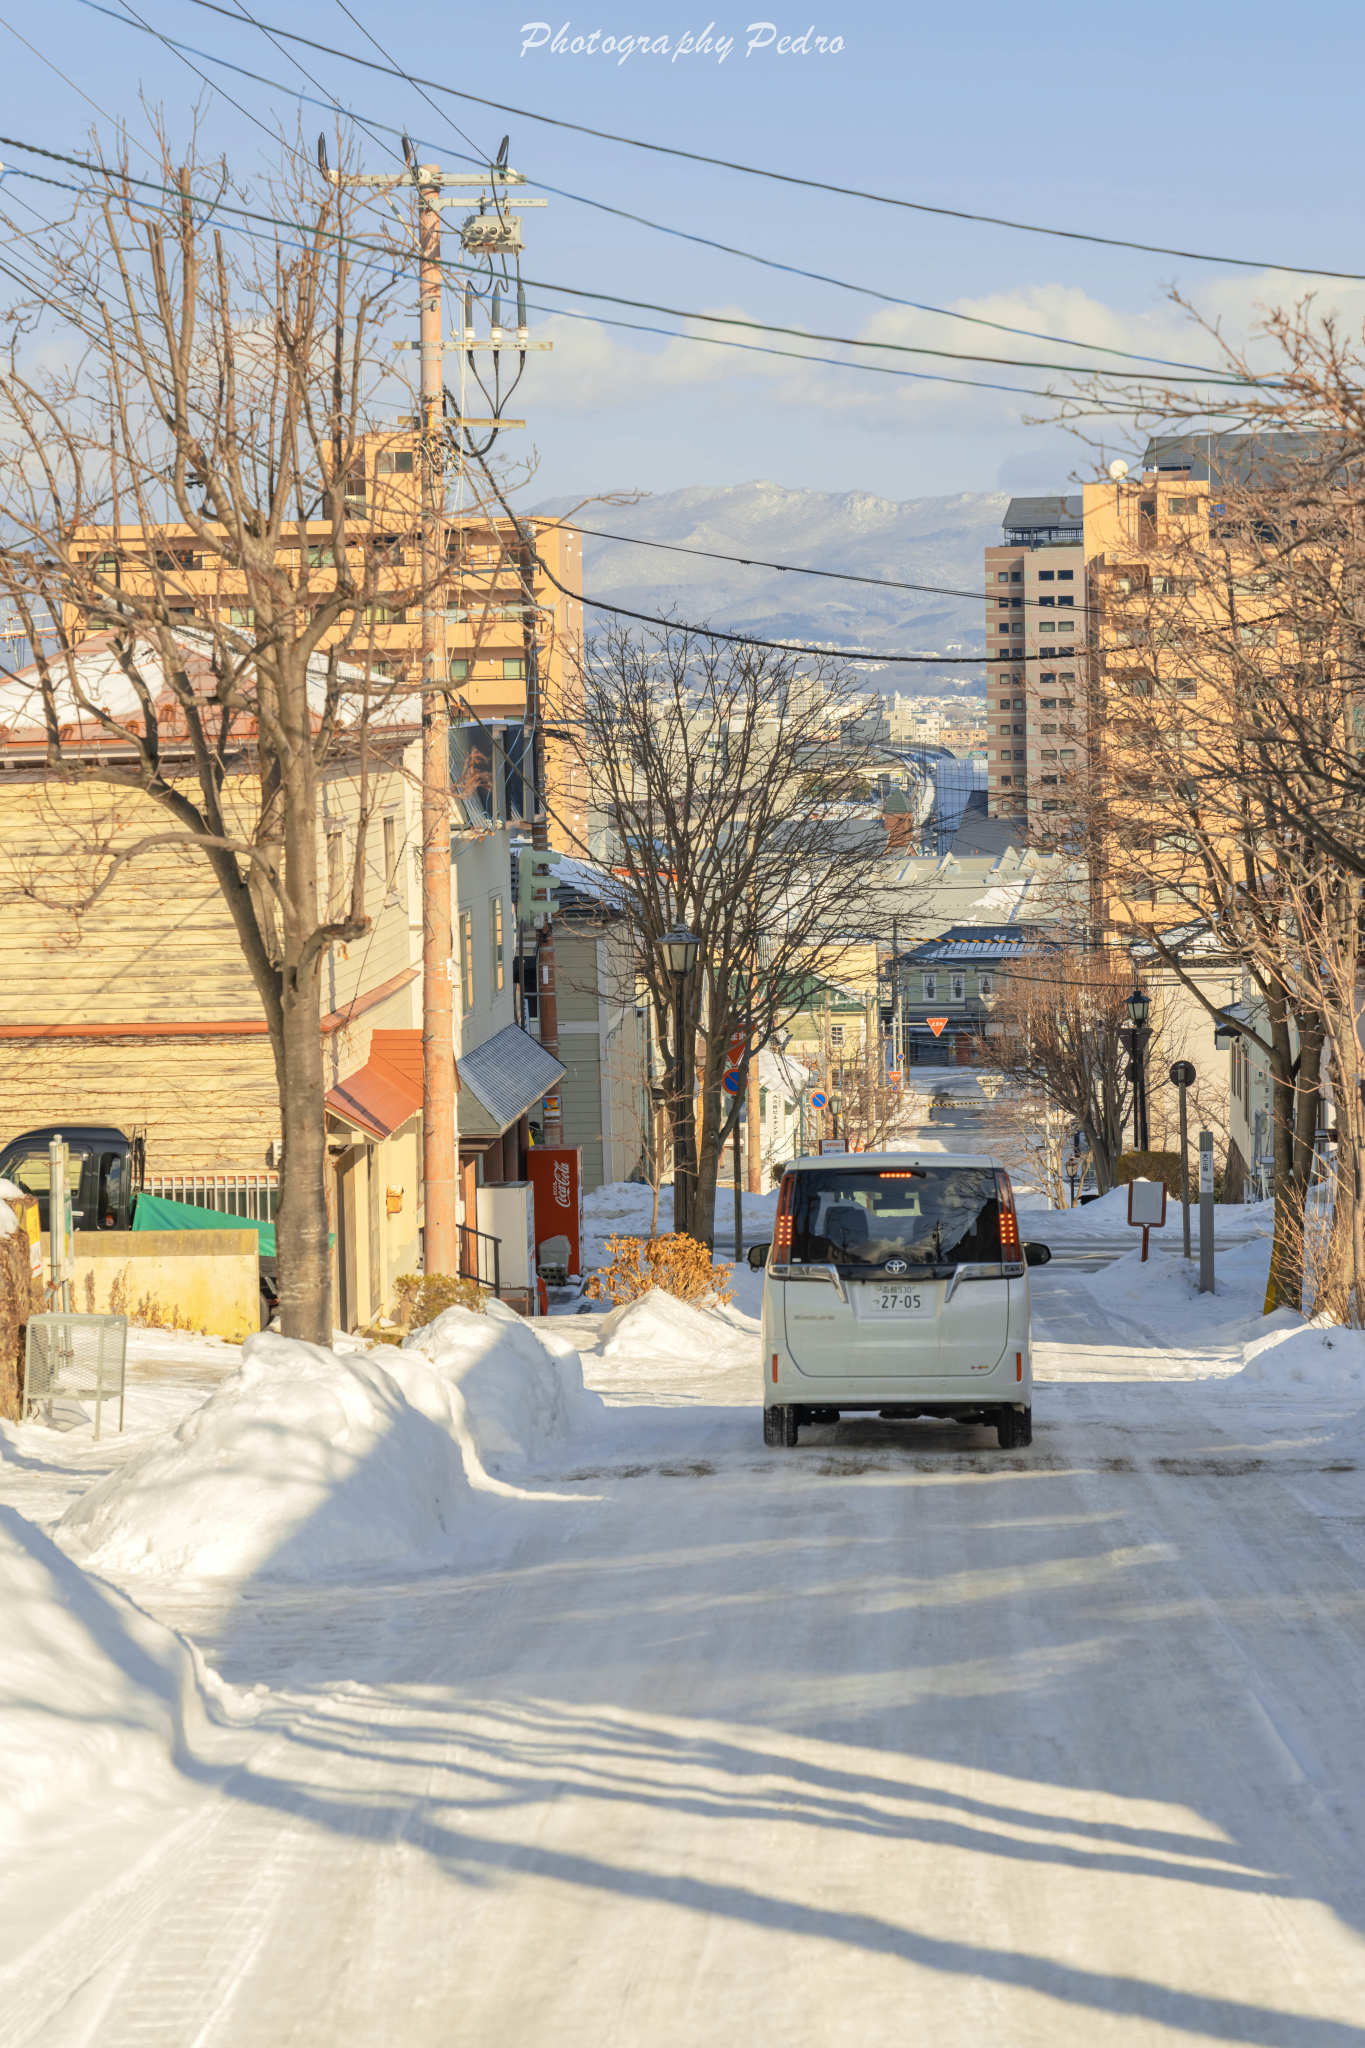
{"left": 763, "top": 1355, "right": 1030, "bottom": 1410}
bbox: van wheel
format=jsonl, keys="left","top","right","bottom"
{"left": 996, "top": 1406, "right": 1032, "bottom": 1449}
{"left": 764, "top": 1405, "right": 799, "bottom": 1448}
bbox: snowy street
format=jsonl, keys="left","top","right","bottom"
{"left": 4, "top": 1228, "right": 1365, "bottom": 2047}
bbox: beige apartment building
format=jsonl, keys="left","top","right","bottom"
{"left": 983, "top": 496, "right": 1086, "bottom": 825}
{"left": 71, "top": 426, "right": 587, "bottom": 837}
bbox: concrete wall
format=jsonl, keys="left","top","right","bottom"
{"left": 55, "top": 1229, "right": 260, "bottom": 1342}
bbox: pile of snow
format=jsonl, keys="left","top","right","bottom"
{"left": 0, "top": 1506, "right": 245, "bottom": 1844}
{"left": 58, "top": 1333, "right": 473, "bottom": 1583}
{"left": 0, "top": 1175, "right": 22, "bottom": 1235}
{"left": 1237, "top": 1323, "right": 1365, "bottom": 1392}
{"left": 403, "top": 1296, "right": 602, "bottom": 1472}
{"left": 1082, "top": 1235, "right": 1281, "bottom": 1345}
{"left": 1036, "top": 1189, "right": 1275, "bottom": 1242}
{"left": 56, "top": 1306, "right": 605, "bottom": 1583}
{"left": 593, "top": 1288, "right": 759, "bottom": 1369}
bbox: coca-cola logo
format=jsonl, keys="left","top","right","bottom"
{"left": 553, "top": 1161, "right": 571, "bottom": 1207}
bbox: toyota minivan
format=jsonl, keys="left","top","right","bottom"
{"left": 751, "top": 1151, "right": 1048, "bottom": 1448}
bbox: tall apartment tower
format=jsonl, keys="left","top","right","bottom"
{"left": 984, "top": 496, "right": 1085, "bottom": 825}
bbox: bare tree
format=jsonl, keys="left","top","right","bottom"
{"left": 0, "top": 130, "right": 456, "bottom": 1340}
{"left": 560, "top": 624, "right": 904, "bottom": 1244}
{"left": 987, "top": 945, "right": 1135, "bottom": 1192}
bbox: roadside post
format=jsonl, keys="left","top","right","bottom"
{"left": 1064, "top": 1154, "right": 1079, "bottom": 1207}
{"left": 1199, "top": 1131, "right": 1215, "bottom": 1293}
{"left": 1168, "top": 1060, "right": 1197, "bottom": 1260}
{"left": 1126, "top": 1176, "right": 1167, "bottom": 1262}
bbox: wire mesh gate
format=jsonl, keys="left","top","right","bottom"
{"left": 24, "top": 1314, "right": 128, "bottom": 1440}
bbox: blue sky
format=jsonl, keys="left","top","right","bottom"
{"left": 7, "top": 0, "right": 1365, "bottom": 504}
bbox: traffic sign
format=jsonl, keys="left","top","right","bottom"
{"left": 722, "top": 1071, "right": 741, "bottom": 1094}
{"left": 927, "top": 1017, "right": 949, "bottom": 1038}
{"left": 809, "top": 1089, "right": 828, "bottom": 1110}
{"left": 1168, "top": 1060, "right": 1197, "bottom": 1088}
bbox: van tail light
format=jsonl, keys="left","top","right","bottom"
{"left": 1017, "top": 1353, "right": 1023, "bottom": 1382}
{"left": 996, "top": 1170, "right": 1020, "bottom": 1259}
{"left": 773, "top": 1353, "right": 779, "bottom": 1383}
{"left": 774, "top": 1175, "right": 795, "bottom": 1258}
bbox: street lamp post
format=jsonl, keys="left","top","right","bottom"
{"left": 658, "top": 926, "right": 700, "bottom": 1235}
{"left": 1125, "top": 986, "right": 1151, "bottom": 1152}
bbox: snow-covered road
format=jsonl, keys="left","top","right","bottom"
{"left": 4, "top": 1260, "right": 1365, "bottom": 2046}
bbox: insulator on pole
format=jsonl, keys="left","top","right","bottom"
{"left": 517, "top": 282, "right": 528, "bottom": 348}
{"left": 491, "top": 288, "right": 503, "bottom": 350}
{"left": 464, "top": 285, "right": 475, "bottom": 350}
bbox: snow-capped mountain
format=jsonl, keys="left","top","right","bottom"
{"left": 533, "top": 479, "right": 1005, "bottom": 691}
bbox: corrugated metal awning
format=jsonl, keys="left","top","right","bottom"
{"left": 458, "top": 1024, "right": 566, "bottom": 1137}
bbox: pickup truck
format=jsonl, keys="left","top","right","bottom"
{"left": 0, "top": 1123, "right": 278, "bottom": 1322}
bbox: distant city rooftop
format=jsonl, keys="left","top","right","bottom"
{"left": 1002, "top": 494, "right": 1083, "bottom": 548}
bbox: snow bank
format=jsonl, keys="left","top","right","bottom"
{"left": 1237, "top": 1323, "right": 1365, "bottom": 1392}
{"left": 1082, "top": 1235, "right": 1281, "bottom": 1345}
{"left": 0, "top": 1506, "right": 244, "bottom": 1844}
{"left": 1037, "top": 1189, "right": 1275, "bottom": 1243}
{"left": 57, "top": 1333, "right": 474, "bottom": 1583}
{"left": 404, "top": 1297, "right": 603, "bottom": 1472}
{"left": 593, "top": 1288, "right": 759, "bottom": 1369}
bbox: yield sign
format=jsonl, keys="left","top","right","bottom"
{"left": 927, "top": 1017, "right": 949, "bottom": 1038}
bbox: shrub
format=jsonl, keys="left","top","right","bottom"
{"left": 1113, "top": 1151, "right": 1188, "bottom": 1199}
{"left": 584, "top": 1232, "right": 733, "bottom": 1308}
{"left": 392, "top": 1271, "right": 487, "bottom": 1329}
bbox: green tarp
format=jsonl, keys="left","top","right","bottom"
{"left": 132, "top": 1192, "right": 276, "bottom": 1257}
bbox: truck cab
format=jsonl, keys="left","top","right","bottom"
{"left": 0, "top": 1125, "right": 142, "bottom": 1233}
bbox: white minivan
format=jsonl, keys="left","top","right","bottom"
{"left": 750, "top": 1151, "right": 1049, "bottom": 1449}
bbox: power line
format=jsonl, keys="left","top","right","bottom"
{"left": 0, "top": 129, "right": 1269, "bottom": 386}
{"left": 557, "top": 521, "right": 1084, "bottom": 613}
{"left": 73, "top": 0, "right": 1236, "bottom": 380}
{"left": 167, "top": 0, "right": 1365, "bottom": 284}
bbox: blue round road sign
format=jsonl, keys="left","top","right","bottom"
{"left": 810, "top": 1090, "right": 828, "bottom": 1109}
{"left": 722, "top": 1070, "right": 741, "bottom": 1094}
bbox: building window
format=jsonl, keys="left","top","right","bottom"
{"left": 1041, "top": 774, "right": 1058, "bottom": 786}
{"left": 460, "top": 910, "right": 475, "bottom": 1013}
{"left": 1057, "top": 620, "right": 1075, "bottom": 632}
{"left": 489, "top": 895, "right": 505, "bottom": 992}
{"left": 1168, "top": 496, "right": 1196, "bottom": 514}
{"left": 997, "top": 572, "right": 1010, "bottom": 583}
{"left": 998, "top": 700, "right": 1012, "bottom": 710}
{"left": 1000, "top": 776, "right": 1012, "bottom": 788}
{"left": 449, "top": 658, "right": 469, "bottom": 681}
{"left": 1041, "top": 749, "right": 1057, "bottom": 761}
{"left": 1059, "top": 673, "right": 1076, "bottom": 685}
{"left": 382, "top": 812, "right": 400, "bottom": 902}
{"left": 226, "top": 605, "right": 254, "bottom": 627}
{"left": 375, "top": 451, "right": 415, "bottom": 476}
{"left": 1037, "top": 570, "right": 1055, "bottom": 582}
{"left": 1175, "top": 679, "right": 1196, "bottom": 696}
{"left": 502, "top": 658, "right": 525, "bottom": 680}
{"left": 951, "top": 973, "right": 964, "bottom": 1001}
{"left": 1060, "top": 749, "right": 1076, "bottom": 762}
{"left": 830, "top": 1024, "right": 845, "bottom": 1048}
{"left": 1057, "top": 569, "right": 1074, "bottom": 580}
{"left": 978, "top": 974, "right": 992, "bottom": 996}
{"left": 1040, "top": 701, "right": 1056, "bottom": 713}
{"left": 922, "top": 976, "right": 936, "bottom": 1001}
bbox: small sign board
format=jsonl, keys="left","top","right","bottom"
{"left": 809, "top": 1090, "right": 828, "bottom": 1109}
{"left": 1199, "top": 1140, "right": 1215, "bottom": 1196}
{"left": 1168, "top": 1060, "right": 1197, "bottom": 1088}
{"left": 722, "top": 1071, "right": 741, "bottom": 1094}
{"left": 1127, "top": 1176, "right": 1167, "bottom": 1261}
{"left": 819, "top": 1138, "right": 847, "bottom": 1154}
{"left": 927, "top": 1017, "right": 949, "bottom": 1038}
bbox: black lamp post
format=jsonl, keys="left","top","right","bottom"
{"left": 1125, "top": 985, "right": 1151, "bottom": 1151}
{"left": 659, "top": 925, "right": 700, "bottom": 1232}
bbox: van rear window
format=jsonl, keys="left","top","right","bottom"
{"left": 786, "top": 1168, "right": 1001, "bottom": 1270}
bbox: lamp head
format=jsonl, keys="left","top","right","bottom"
{"left": 659, "top": 925, "right": 700, "bottom": 976}
{"left": 1126, "top": 986, "right": 1150, "bottom": 1027}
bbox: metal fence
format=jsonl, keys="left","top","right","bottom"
{"left": 24, "top": 1312, "right": 128, "bottom": 1440}
{"left": 146, "top": 1170, "right": 280, "bottom": 1222}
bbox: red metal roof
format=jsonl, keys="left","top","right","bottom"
{"left": 326, "top": 1031, "right": 424, "bottom": 1139}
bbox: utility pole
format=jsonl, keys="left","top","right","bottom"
{"left": 528, "top": 633, "right": 563, "bottom": 1144}
{"left": 323, "top": 141, "right": 541, "bottom": 1270}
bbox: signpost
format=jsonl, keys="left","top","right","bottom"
{"left": 1126, "top": 1176, "right": 1167, "bottom": 1262}
{"left": 1064, "top": 1154, "right": 1080, "bottom": 1208}
{"left": 1199, "top": 1131, "right": 1215, "bottom": 1293}
{"left": 1168, "top": 1060, "right": 1197, "bottom": 1260}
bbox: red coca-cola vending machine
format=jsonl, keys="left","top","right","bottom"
{"left": 526, "top": 1146, "right": 583, "bottom": 1277}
